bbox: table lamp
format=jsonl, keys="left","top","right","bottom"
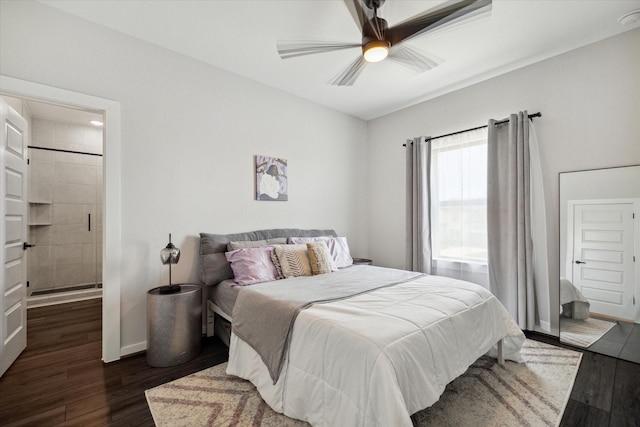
{"left": 159, "top": 233, "right": 181, "bottom": 294}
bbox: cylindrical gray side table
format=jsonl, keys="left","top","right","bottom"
{"left": 147, "top": 284, "right": 202, "bottom": 367}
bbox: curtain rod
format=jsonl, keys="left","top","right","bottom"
{"left": 402, "top": 112, "right": 541, "bottom": 146}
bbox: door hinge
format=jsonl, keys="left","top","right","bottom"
{"left": 27, "top": 158, "right": 30, "bottom": 165}
{"left": 27, "top": 281, "right": 30, "bottom": 288}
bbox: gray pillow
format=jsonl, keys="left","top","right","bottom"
{"left": 199, "top": 228, "right": 336, "bottom": 286}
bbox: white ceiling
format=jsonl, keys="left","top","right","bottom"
{"left": 40, "top": 0, "right": 640, "bottom": 120}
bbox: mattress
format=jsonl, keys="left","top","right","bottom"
{"left": 207, "top": 279, "right": 240, "bottom": 317}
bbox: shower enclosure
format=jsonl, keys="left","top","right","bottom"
{"left": 27, "top": 117, "right": 103, "bottom": 307}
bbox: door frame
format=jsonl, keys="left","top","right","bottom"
{"left": 566, "top": 198, "right": 640, "bottom": 323}
{"left": 0, "top": 75, "right": 122, "bottom": 362}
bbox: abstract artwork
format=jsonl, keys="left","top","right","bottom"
{"left": 255, "top": 155, "right": 288, "bottom": 201}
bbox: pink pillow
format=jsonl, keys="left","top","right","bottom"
{"left": 225, "top": 247, "right": 279, "bottom": 286}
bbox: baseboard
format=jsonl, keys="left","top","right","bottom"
{"left": 121, "top": 341, "right": 146, "bottom": 357}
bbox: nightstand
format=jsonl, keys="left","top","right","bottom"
{"left": 352, "top": 258, "right": 372, "bottom": 265}
{"left": 147, "top": 284, "right": 202, "bottom": 367}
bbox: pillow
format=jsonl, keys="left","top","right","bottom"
{"left": 306, "top": 241, "right": 335, "bottom": 275}
{"left": 270, "top": 249, "right": 285, "bottom": 280}
{"left": 289, "top": 236, "right": 353, "bottom": 268}
{"left": 225, "top": 247, "right": 280, "bottom": 286}
{"left": 288, "top": 236, "right": 332, "bottom": 244}
{"left": 331, "top": 236, "right": 353, "bottom": 268}
{"left": 227, "top": 237, "right": 287, "bottom": 251}
{"left": 273, "top": 244, "right": 312, "bottom": 278}
{"left": 200, "top": 229, "right": 337, "bottom": 286}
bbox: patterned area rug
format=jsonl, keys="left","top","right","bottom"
{"left": 145, "top": 339, "right": 581, "bottom": 427}
{"left": 560, "top": 316, "right": 616, "bottom": 348}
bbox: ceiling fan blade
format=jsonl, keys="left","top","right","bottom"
{"left": 277, "top": 41, "right": 361, "bottom": 59}
{"left": 330, "top": 56, "right": 367, "bottom": 86}
{"left": 388, "top": 45, "right": 439, "bottom": 73}
{"left": 387, "top": 0, "right": 492, "bottom": 46}
{"left": 342, "top": 0, "right": 371, "bottom": 31}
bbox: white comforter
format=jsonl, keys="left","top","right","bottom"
{"left": 227, "top": 270, "right": 524, "bottom": 427}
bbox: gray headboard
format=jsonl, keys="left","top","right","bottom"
{"left": 199, "top": 228, "right": 337, "bottom": 286}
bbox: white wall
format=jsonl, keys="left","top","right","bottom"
{"left": 367, "top": 28, "right": 640, "bottom": 335}
{"left": 0, "top": 1, "right": 368, "bottom": 354}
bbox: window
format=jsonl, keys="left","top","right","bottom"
{"left": 430, "top": 127, "right": 488, "bottom": 264}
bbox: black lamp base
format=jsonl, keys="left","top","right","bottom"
{"left": 158, "top": 284, "right": 181, "bottom": 294}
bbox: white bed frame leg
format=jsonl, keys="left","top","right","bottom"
{"left": 206, "top": 300, "right": 234, "bottom": 338}
{"left": 497, "top": 338, "right": 505, "bottom": 365}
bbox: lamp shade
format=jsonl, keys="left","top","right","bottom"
{"left": 160, "top": 234, "right": 181, "bottom": 265}
{"left": 159, "top": 233, "right": 181, "bottom": 294}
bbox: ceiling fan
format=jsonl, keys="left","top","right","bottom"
{"left": 277, "top": 0, "right": 492, "bottom": 86}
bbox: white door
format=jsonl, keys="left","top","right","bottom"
{"left": 572, "top": 202, "right": 635, "bottom": 320}
{"left": 0, "top": 100, "right": 28, "bottom": 377}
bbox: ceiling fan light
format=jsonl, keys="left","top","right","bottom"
{"left": 618, "top": 9, "right": 640, "bottom": 25}
{"left": 363, "top": 40, "right": 390, "bottom": 63}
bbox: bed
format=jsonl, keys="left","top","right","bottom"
{"left": 199, "top": 228, "right": 525, "bottom": 427}
{"left": 560, "top": 277, "right": 590, "bottom": 320}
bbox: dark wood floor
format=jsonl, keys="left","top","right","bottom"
{"left": 586, "top": 319, "right": 640, "bottom": 364}
{"left": 527, "top": 331, "right": 640, "bottom": 427}
{"left": 1, "top": 301, "right": 638, "bottom": 426}
{"left": 0, "top": 299, "right": 228, "bottom": 426}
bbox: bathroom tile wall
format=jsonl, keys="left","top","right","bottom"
{"left": 28, "top": 118, "right": 103, "bottom": 293}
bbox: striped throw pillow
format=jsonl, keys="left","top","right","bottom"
{"left": 274, "top": 244, "right": 312, "bottom": 278}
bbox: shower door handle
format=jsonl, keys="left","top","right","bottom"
{"left": 88, "top": 213, "right": 91, "bottom": 232}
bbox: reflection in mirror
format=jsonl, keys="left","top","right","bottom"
{"left": 559, "top": 165, "right": 640, "bottom": 363}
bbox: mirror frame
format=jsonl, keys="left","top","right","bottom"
{"left": 558, "top": 164, "right": 640, "bottom": 362}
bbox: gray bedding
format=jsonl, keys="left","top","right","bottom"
{"left": 232, "top": 265, "right": 424, "bottom": 384}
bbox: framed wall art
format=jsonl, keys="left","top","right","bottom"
{"left": 255, "top": 155, "right": 288, "bottom": 201}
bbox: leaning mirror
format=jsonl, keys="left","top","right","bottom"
{"left": 559, "top": 165, "right": 640, "bottom": 363}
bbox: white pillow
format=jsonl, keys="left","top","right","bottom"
{"left": 330, "top": 237, "right": 353, "bottom": 268}
{"left": 289, "top": 236, "right": 352, "bottom": 268}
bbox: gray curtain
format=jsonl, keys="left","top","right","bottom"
{"left": 405, "top": 136, "right": 432, "bottom": 273}
{"left": 487, "top": 111, "right": 535, "bottom": 329}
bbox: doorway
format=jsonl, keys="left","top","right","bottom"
{"left": 0, "top": 74, "right": 122, "bottom": 363}
{"left": 13, "top": 98, "right": 106, "bottom": 307}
